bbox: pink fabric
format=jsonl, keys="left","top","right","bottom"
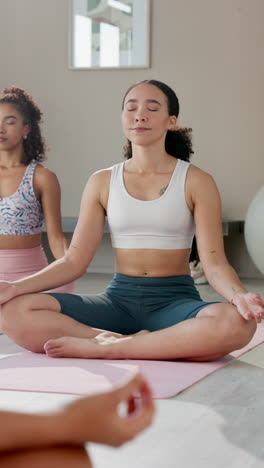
{"left": 0, "top": 324, "right": 263, "bottom": 399}
{"left": 0, "top": 246, "right": 75, "bottom": 293}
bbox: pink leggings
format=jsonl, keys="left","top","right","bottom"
{"left": 0, "top": 246, "right": 75, "bottom": 293}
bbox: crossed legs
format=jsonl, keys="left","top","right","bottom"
{"left": 0, "top": 293, "right": 257, "bottom": 361}
{"left": 43, "top": 302, "right": 256, "bottom": 361}
{"left": 0, "top": 294, "right": 124, "bottom": 353}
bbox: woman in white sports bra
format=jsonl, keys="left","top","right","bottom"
{"left": 0, "top": 86, "right": 74, "bottom": 293}
{"left": 0, "top": 80, "right": 263, "bottom": 360}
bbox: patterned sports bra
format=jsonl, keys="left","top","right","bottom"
{"left": 0, "top": 160, "right": 44, "bottom": 236}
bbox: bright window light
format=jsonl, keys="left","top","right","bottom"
{"left": 100, "top": 22, "right": 120, "bottom": 66}
{"left": 74, "top": 15, "right": 92, "bottom": 67}
{"left": 108, "top": 0, "right": 132, "bottom": 14}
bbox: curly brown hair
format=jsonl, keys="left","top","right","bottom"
{"left": 0, "top": 86, "right": 47, "bottom": 164}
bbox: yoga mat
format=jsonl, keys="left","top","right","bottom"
{"left": 0, "top": 324, "right": 263, "bottom": 399}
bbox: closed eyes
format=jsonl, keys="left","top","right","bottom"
{"left": 127, "top": 108, "right": 158, "bottom": 112}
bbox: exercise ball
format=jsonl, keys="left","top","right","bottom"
{"left": 244, "top": 185, "right": 264, "bottom": 274}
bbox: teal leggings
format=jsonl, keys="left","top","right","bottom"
{"left": 48, "top": 274, "right": 218, "bottom": 335}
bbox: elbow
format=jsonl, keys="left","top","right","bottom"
{"left": 203, "top": 257, "right": 230, "bottom": 275}
{"left": 203, "top": 261, "right": 231, "bottom": 285}
{"left": 75, "top": 265, "right": 88, "bottom": 277}
{"left": 64, "top": 256, "right": 87, "bottom": 279}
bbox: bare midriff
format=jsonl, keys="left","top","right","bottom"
{"left": 0, "top": 233, "right": 42, "bottom": 250}
{"left": 114, "top": 248, "right": 191, "bottom": 277}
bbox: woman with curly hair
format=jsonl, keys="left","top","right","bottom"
{"left": 0, "top": 80, "right": 263, "bottom": 359}
{"left": 0, "top": 86, "right": 74, "bottom": 293}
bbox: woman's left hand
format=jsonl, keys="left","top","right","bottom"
{"left": 232, "top": 292, "right": 264, "bottom": 323}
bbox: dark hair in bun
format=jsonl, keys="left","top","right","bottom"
{"left": 122, "top": 79, "right": 193, "bottom": 161}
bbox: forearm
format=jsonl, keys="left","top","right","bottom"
{"left": 205, "top": 262, "right": 248, "bottom": 303}
{"left": 13, "top": 257, "right": 81, "bottom": 296}
{"left": 0, "top": 412, "right": 68, "bottom": 453}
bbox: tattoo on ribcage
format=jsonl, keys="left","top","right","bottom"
{"left": 159, "top": 184, "right": 169, "bottom": 196}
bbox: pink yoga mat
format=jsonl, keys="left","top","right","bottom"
{"left": 0, "top": 324, "right": 263, "bottom": 399}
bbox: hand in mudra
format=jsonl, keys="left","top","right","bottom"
{"left": 233, "top": 292, "right": 264, "bottom": 323}
{"left": 61, "top": 373, "right": 154, "bottom": 447}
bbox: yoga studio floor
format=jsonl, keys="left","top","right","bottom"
{"left": 0, "top": 274, "right": 264, "bottom": 467}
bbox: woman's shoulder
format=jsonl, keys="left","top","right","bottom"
{"left": 34, "top": 163, "right": 58, "bottom": 178}
{"left": 187, "top": 163, "right": 216, "bottom": 185}
{"left": 84, "top": 165, "right": 120, "bottom": 207}
{"left": 90, "top": 163, "right": 122, "bottom": 184}
{"left": 187, "top": 164, "right": 218, "bottom": 197}
{"left": 33, "top": 164, "right": 60, "bottom": 190}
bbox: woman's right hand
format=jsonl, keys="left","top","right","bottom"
{"left": 0, "top": 282, "right": 17, "bottom": 305}
{"left": 60, "top": 373, "right": 154, "bottom": 447}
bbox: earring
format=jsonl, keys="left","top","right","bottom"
{"left": 23, "top": 135, "right": 28, "bottom": 140}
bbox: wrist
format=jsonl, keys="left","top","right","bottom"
{"left": 12, "top": 280, "right": 25, "bottom": 297}
{"left": 56, "top": 409, "right": 80, "bottom": 446}
{"left": 230, "top": 289, "right": 247, "bottom": 305}
{"left": 0, "top": 282, "right": 18, "bottom": 304}
{"left": 39, "top": 413, "right": 66, "bottom": 446}
{"left": 41, "top": 412, "right": 73, "bottom": 446}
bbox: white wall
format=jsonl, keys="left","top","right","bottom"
{"left": 0, "top": 0, "right": 263, "bottom": 220}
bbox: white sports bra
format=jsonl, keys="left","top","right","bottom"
{"left": 107, "top": 159, "right": 195, "bottom": 250}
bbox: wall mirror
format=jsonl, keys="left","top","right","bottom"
{"left": 70, "top": 0, "right": 150, "bottom": 69}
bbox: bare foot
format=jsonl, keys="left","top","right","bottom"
{"left": 44, "top": 336, "right": 107, "bottom": 358}
{"left": 44, "top": 330, "right": 150, "bottom": 359}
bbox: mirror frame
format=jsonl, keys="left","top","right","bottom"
{"left": 69, "top": 0, "right": 151, "bottom": 70}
